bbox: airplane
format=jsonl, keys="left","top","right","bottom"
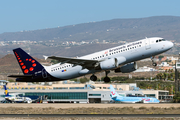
{"left": 8, "top": 37, "right": 173, "bottom": 83}
{"left": 110, "top": 85, "right": 160, "bottom": 103}
{"left": 3, "top": 84, "right": 32, "bottom": 103}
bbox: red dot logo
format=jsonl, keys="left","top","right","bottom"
{"left": 32, "top": 60, "right": 35, "bottom": 63}
{"left": 19, "top": 60, "right": 22, "bottom": 63}
{"left": 18, "top": 58, "right": 20, "bottom": 60}
{"left": 20, "top": 63, "right": 24, "bottom": 66}
{"left": 29, "top": 59, "right": 32, "bottom": 61}
{"left": 26, "top": 59, "right": 28, "bottom": 61}
{"left": 32, "top": 63, "right": 36, "bottom": 67}
{"left": 22, "top": 65, "right": 26, "bottom": 69}
{"left": 24, "top": 69, "right": 29, "bottom": 73}
{"left": 29, "top": 67, "right": 34, "bottom": 71}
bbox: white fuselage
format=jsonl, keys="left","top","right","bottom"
{"left": 44, "top": 37, "right": 173, "bottom": 80}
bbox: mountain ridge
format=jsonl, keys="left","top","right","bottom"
{"left": 1, "top": 16, "right": 180, "bottom": 42}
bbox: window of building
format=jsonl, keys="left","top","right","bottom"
{"left": 89, "top": 94, "right": 101, "bottom": 96}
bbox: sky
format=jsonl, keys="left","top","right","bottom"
{"left": 0, "top": 0, "right": 180, "bottom": 33}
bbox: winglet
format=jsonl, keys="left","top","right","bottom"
{"left": 43, "top": 55, "right": 49, "bottom": 60}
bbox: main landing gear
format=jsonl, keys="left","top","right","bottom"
{"left": 104, "top": 71, "right": 110, "bottom": 83}
{"left": 151, "top": 56, "right": 157, "bottom": 66}
{"left": 90, "top": 71, "right": 111, "bottom": 83}
{"left": 90, "top": 74, "right": 97, "bottom": 81}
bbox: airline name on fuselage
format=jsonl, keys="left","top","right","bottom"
{"left": 109, "top": 41, "right": 142, "bottom": 52}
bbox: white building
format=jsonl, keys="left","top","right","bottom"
{"left": 134, "top": 66, "right": 157, "bottom": 72}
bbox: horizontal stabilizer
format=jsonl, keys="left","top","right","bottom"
{"left": 8, "top": 75, "right": 33, "bottom": 78}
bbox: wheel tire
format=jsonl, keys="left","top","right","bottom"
{"left": 90, "top": 75, "right": 97, "bottom": 81}
{"left": 104, "top": 77, "right": 110, "bottom": 83}
{"left": 153, "top": 63, "right": 157, "bottom": 66}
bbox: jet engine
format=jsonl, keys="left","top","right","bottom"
{"left": 100, "top": 58, "right": 117, "bottom": 70}
{"left": 115, "top": 62, "right": 137, "bottom": 73}
{"left": 99, "top": 56, "right": 126, "bottom": 70}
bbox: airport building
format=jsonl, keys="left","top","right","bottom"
{"left": 0, "top": 81, "right": 173, "bottom": 103}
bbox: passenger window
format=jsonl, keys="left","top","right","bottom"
{"left": 156, "top": 40, "right": 158, "bottom": 43}
{"left": 106, "top": 54, "right": 108, "bottom": 56}
{"left": 114, "top": 52, "right": 116, "bottom": 54}
{"left": 109, "top": 53, "right": 111, "bottom": 55}
{"left": 121, "top": 50, "right": 122, "bottom": 52}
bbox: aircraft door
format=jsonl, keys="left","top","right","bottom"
{"left": 145, "top": 38, "right": 151, "bottom": 50}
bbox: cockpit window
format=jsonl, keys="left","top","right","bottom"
{"left": 158, "top": 39, "right": 165, "bottom": 42}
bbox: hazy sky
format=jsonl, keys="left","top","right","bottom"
{"left": 0, "top": 0, "right": 180, "bottom": 33}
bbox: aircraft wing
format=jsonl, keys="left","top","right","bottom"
{"left": 45, "top": 56, "right": 100, "bottom": 69}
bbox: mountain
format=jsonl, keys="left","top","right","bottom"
{"left": 0, "top": 16, "right": 180, "bottom": 42}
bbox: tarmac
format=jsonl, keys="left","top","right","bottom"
{"left": 0, "top": 103, "right": 179, "bottom": 108}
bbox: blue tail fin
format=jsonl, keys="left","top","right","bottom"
{"left": 13, "top": 48, "right": 44, "bottom": 75}
{"left": 3, "top": 85, "right": 10, "bottom": 97}
{"left": 110, "top": 85, "right": 120, "bottom": 98}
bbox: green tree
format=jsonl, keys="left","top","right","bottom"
{"left": 51, "top": 59, "right": 59, "bottom": 64}
{"left": 158, "top": 55, "right": 164, "bottom": 61}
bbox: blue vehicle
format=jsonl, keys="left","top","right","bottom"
{"left": 110, "top": 85, "right": 160, "bottom": 103}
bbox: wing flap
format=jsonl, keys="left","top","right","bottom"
{"left": 47, "top": 56, "right": 99, "bottom": 69}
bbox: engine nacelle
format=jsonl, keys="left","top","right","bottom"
{"left": 98, "top": 56, "right": 126, "bottom": 70}
{"left": 115, "top": 62, "right": 137, "bottom": 73}
{"left": 100, "top": 58, "right": 117, "bottom": 70}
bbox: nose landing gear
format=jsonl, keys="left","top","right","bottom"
{"left": 151, "top": 56, "right": 157, "bottom": 66}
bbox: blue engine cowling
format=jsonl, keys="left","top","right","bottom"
{"left": 115, "top": 62, "right": 137, "bottom": 73}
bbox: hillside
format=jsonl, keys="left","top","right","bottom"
{"left": 0, "top": 16, "right": 180, "bottom": 42}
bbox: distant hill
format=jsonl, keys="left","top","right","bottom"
{"left": 0, "top": 54, "right": 48, "bottom": 73}
{"left": 0, "top": 16, "right": 180, "bottom": 42}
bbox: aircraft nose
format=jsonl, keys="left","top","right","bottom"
{"left": 168, "top": 41, "right": 174, "bottom": 48}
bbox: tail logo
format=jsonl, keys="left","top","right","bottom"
{"left": 111, "top": 91, "right": 116, "bottom": 95}
{"left": 15, "top": 52, "right": 36, "bottom": 74}
{"left": 5, "top": 90, "right": 8, "bottom": 95}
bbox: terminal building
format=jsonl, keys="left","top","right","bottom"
{"left": 0, "top": 81, "right": 173, "bottom": 103}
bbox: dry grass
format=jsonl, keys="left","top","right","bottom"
{"left": 0, "top": 107, "right": 180, "bottom": 114}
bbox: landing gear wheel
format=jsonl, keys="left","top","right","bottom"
{"left": 152, "top": 63, "right": 157, "bottom": 66}
{"left": 90, "top": 75, "right": 97, "bottom": 81}
{"left": 104, "top": 77, "right": 110, "bottom": 83}
{"left": 151, "top": 56, "right": 157, "bottom": 67}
